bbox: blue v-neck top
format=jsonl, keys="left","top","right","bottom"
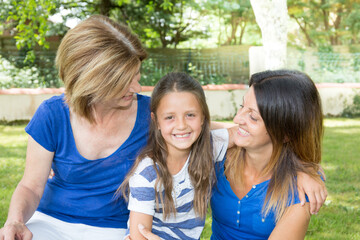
{"left": 25, "top": 93, "right": 151, "bottom": 228}
{"left": 210, "top": 158, "right": 303, "bottom": 239}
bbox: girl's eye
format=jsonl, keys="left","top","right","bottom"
{"left": 187, "top": 113, "right": 195, "bottom": 118}
{"left": 165, "top": 116, "right": 174, "bottom": 120}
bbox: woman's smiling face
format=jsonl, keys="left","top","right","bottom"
{"left": 232, "top": 86, "right": 272, "bottom": 152}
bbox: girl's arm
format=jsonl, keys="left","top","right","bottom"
{"left": 0, "top": 136, "right": 53, "bottom": 239}
{"left": 129, "top": 211, "right": 154, "bottom": 240}
{"left": 297, "top": 171, "right": 327, "bottom": 214}
{"left": 210, "top": 121, "right": 237, "bottom": 149}
{"left": 210, "top": 121, "right": 236, "bottom": 130}
{"left": 268, "top": 203, "right": 311, "bottom": 240}
{"left": 227, "top": 126, "right": 237, "bottom": 149}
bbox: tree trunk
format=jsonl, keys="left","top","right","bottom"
{"left": 332, "top": 7, "right": 343, "bottom": 45}
{"left": 224, "top": 14, "right": 240, "bottom": 45}
{"left": 99, "top": 0, "right": 112, "bottom": 16}
{"left": 250, "top": 0, "right": 288, "bottom": 70}
{"left": 292, "top": 16, "right": 315, "bottom": 47}
{"left": 239, "top": 21, "right": 247, "bottom": 45}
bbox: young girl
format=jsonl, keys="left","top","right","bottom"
{"left": 120, "top": 72, "right": 229, "bottom": 240}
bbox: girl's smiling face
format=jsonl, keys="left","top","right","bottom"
{"left": 155, "top": 91, "right": 204, "bottom": 156}
{"left": 233, "top": 86, "right": 272, "bottom": 152}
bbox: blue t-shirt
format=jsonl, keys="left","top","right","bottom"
{"left": 25, "top": 94, "right": 151, "bottom": 228}
{"left": 210, "top": 158, "right": 304, "bottom": 240}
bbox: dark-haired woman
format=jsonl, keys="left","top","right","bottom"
{"left": 210, "top": 69, "right": 326, "bottom": 240}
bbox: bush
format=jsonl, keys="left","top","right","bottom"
{"left": 186, "top": 62, "right": 232, "bottom": 85}
{"left": 342, "top": 94, "right": 360, "bottom": 118}
{"left": 139, "top": 58, "right": 172, "bottom": 86}
{"left": 0, "top": 57, "right": 42, "bottom": 88}
{"left": 0, "top": 55, "right": 62, "bottom": 89}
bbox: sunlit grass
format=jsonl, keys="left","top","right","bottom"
{"left": 305, "top": 118, "right": 360, "bottom": 240}
{"left": 0, "top": 124, "right": 27, "bottom": 226}
{"left": 1, "top": 119, "right": 360, "bottom": 240}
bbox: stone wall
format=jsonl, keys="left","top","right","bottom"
{"left": 1, "top": 84, "right": 359, "bottom": 122}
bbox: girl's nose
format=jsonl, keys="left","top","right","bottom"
{"left": 176, "top": 117, "right": 186, "bottom": 129}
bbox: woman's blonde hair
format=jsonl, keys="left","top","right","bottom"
{"left": 120, "top": 72, "right": 214, "bottom": 220}
{"left": 56, "top": 15, "right": 147, "bottom": 123}
{"left": 225, "top": 69, "right": 323, "bottom": 222}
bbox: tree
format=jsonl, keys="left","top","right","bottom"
{"left": 1, "top": 0, "right": 209, "bottom": 50}
{"left": 113, "top": 0, "right": 208, "bottom": 48}
{"left": 202, "top": 0, "right": 255, "bottom": 46}
{"left": 2, "top": 0, "right": 359, "bottom": 54}
{"left": 250, "top": 0, "right": 288, "bottom": 70}
{"left": 346, "top": 2, "right": 360, "bottom": 44}
{"left": 288, "top": 0, "right": 316, "bottom": 47}
{"left": 288, "top": 0, "right": 360, "bottom": 47}
{"left": 1, "top": 0, "right": 57, "bottom": 62}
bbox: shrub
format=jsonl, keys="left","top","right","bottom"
{"left": 342, "top": 94, "right": 360, "bottom": 118}
{"left": 0, "top": 55, "right": 62, "bottom": 88}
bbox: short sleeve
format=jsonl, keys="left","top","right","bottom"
{"left": 128, "top": 158, "right": 157, "bottom": 216}
{"left": 211, "top": 129, "right": 229, "bottom": 163}
{"left": 25, "top": 100, "right": 56, "bottom": 152}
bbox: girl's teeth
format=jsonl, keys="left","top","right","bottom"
{"left": 175, "top": 133, "right": 190, "bottom": 138}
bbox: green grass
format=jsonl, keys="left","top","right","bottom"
{"left": 0, "top": 124, "right": 28, "bottom": 226}
{"left": 304, "top": 118, "right": 360, "bottom": 240}
{"left": 1, "top": 119, "right": 360, "bottom": 239}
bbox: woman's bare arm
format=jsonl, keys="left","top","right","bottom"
{"left": 269, "top": 203, "right": 311, "bottom": 240}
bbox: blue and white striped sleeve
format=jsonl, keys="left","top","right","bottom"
{"left": 128, "top": 157, "right": 158, "bottom": 216}
{"left": 211, "top": 129, "right": 229, "bottom": 163}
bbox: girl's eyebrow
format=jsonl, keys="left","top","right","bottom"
{"left": 159, "top": 112, "right": 174, "bottom": 116}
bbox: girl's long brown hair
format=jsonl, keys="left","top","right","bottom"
{"left": 119, "top": 72, "right": 214, "bottom": 220}
{"left": 225, "top": 69, "right": 324, "bottom": 222}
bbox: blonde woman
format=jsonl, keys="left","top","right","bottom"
{"left": 0, "top": 15, "right": 148, "bottom": 240}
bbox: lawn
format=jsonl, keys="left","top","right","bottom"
{"left": 1, "top": 118, "right": 360, "bottom": 239}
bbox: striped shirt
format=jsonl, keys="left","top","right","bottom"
{"left": 127, "top": 129, "right": 229, "bottom": 240}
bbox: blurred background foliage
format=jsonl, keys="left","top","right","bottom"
{"left": 0, "top": 0, "right": 359, "bottom": 88}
